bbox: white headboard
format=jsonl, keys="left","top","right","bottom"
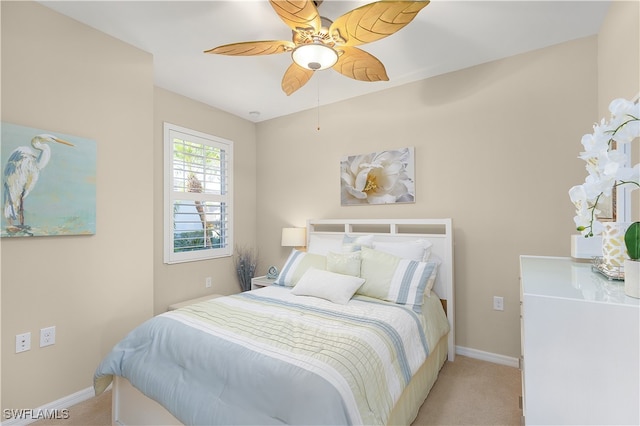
{"left": 307, "top": 218, "right": 455, "bottom": 361}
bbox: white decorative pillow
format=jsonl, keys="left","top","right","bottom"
{"left": 359, "top": 247, "right": 437, "bottom": 313}
{"left": 326, "top": 251, "right": 361, "bottom": 277}
{"left": 291, "top": 268, "right": 365, "bottom": 304}
{"left": 307, "top": 234, "right": 343, "bottom": 256}
{"left": 372, "top": 239, "right": 433, "bottom": 262}
{"left": 342, "top": 234, "right": 374, "bottom": 252}
{"left": 274, "top": 249, "right": 326, "bottom": 287}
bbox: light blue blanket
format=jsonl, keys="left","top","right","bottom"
{"left": 94, "top": 286, "right": 433, "bottom": 425}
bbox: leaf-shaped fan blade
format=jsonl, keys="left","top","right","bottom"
{"left": 330, "top": 1, "right": 429, "bottom": 47}
{"left": 269, "top": 0, "right": 321, "bottom": 34}
{"left": 333, "top": 46, "right": 389, "bottom": 82}
{"left": 282, "top": 62, "right": 314, "bottom": 95}
{"left": 205, "top": 40, "right": 295, "bottom": 56}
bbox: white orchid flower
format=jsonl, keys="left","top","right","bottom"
{"left": 608, "top": 98, "right": 639, "bottom": 144}
{"left": 582, "top": 153, "right": 604, "bottom": 177}
{"left": 580, "top": 126, "right": 609, "bottom": 154}
{"left": 569, "top": 97, "right": 639, "bottom": 237}
{"left": 601, "top": 149, "right": 627, "bottom": 177}
{"left": 611, "top": 120, "right": 640, "bottom": 144}
{"left": 584, "top": 173, "right": 614, "bottom": 198}
{"left": 609, "top": 98, "right": 639, "bottom": 119}
{"left": 569, "top": 185, "right": 587, "bottom": 210}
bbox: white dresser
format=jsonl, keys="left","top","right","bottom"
{"left": 520, "top": 255, "right": 639, "bottom": 425}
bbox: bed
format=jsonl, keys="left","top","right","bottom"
{"left": 94, "top": 218, "right": 455, "bottom": 425}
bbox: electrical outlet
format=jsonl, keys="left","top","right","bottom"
{"left": 16, "top": 332, "right": 31, "bottom": 353}
{"left": 493, "top": 296, "right": 504, "bottom": 311}
{"left": 205, "top": 277, "right": 212, "bottom": 288}
{"left": 40, "top": 326, "right": 56, "bottom": 347}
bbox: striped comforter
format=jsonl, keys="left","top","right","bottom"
{"left": 94, "top": 286, "right": 438, "bottom": 425}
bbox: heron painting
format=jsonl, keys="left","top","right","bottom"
{"left": 1, "top": 123, "right": 96, "bottom": 237}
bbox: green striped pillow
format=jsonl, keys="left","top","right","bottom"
{"left": 274, "top": 249, "right": 327, "bottom": 287}
{"left": 359, "top": 247, "right": 437, "bottom": 313}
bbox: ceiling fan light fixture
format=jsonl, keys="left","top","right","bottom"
{"left": 292, "top": 42, "right": 338, "bottom": 71}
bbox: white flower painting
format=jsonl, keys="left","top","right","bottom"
{"left": 341, "top": 147, "right": 415, "bottom": 206}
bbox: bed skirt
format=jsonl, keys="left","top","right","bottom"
{"left": 387, "top": 333, "right": 448, "bottom": 425}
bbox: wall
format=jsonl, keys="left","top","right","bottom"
{"left": 256, "top": 36, "right": 599, "bottom": 359}
{"left": 1, "top": 1, "right": 258, "bottom": 412}
{"left": 1, "top": 1, "right": 154, "bottom": 412}
{"left": 598, "top": 1, "right": 639, "bottom": 116}
{"left": 153, "top": 88, "right": 257, "bottom": 314}
{"left": 598, "top": 0, "right": 640, "bottom": 222}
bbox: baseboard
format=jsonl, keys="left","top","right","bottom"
{"left": 1, "top": 386, "right": 95, "bottom": 426}
{"left": 456, "top": 345, "right": 520, "bottom": 368}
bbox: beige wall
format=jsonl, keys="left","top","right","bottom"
{"left": 0, "top": 1, "right": 258, "bottom": 412}
{"left": 598, "top": 1, "right": 640, "bottom": 115}
{"left": 153, "top": 88, "right": 257, "bottom": 314}
{"left": 256, "top": 36, "right": 599, "bottom": 358}
{"left": 1, "top": 1, "right": 154, "bottom": 411}
{"left": 598, "top": 0, "right": 640, "bottom": 221}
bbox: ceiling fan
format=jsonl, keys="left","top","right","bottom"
{"left": 205, "top": 0, "right": 430, "bottom": 96}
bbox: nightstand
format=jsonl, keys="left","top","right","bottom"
{"left": 251, "top": 276, "right": 276, "bottom": 290}
{"left": 167, "top": 294, "right": 223, "bottom": 311}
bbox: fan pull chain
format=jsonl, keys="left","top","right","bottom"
{"left": 317, "top": 76, "right": 321, "bottom": 131}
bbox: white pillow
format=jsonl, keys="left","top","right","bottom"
{"left": 326, "top": 251, "right": 361, "bottom": 277}
{"left": 307, "top": 234, "right": 343, "bottom": 256}
{"left": 372, "top": 239, "right": 432, "bottom": 262}
{"left": 342, "top": 234, "right": 374, "bottom": 252}
{"left": 291, "top": 268, "right": 365, "bottom": 304}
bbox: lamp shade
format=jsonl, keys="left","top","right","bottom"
{"left": 281, "top": 227, "right": 306, "bottom": 247}
{"left": 292, "top": 43, "right": 338, "bottom": 71}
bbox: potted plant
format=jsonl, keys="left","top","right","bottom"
{"left": 569, "top": 98, "right": 639, "bottom": 269}
{"left": 624, "top": 221, "right": 640, "bottom": 298}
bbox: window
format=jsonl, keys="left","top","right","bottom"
{"left": 164, "top": 123, "right": 233, "bottom": 263}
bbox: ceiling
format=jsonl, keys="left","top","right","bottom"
{"left": 39, "top": 1, "right": 610, "bottom": 122}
